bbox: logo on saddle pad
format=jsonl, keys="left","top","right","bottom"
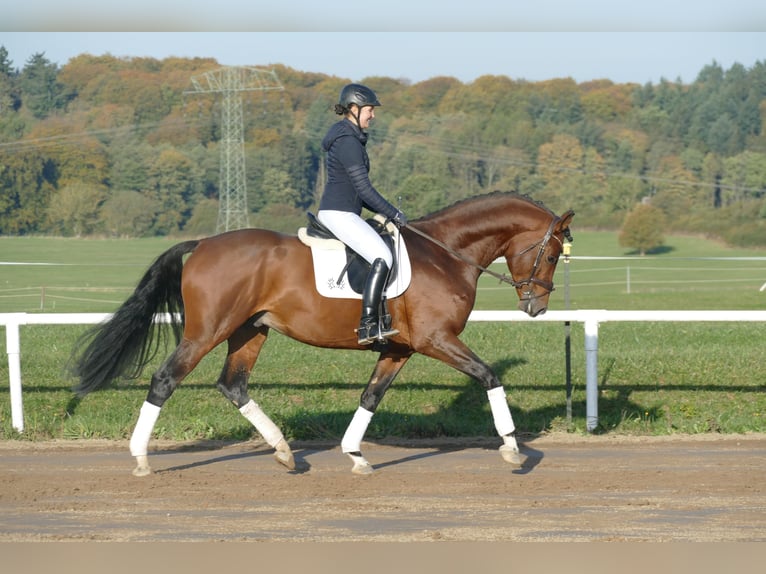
{"left": 298, "top": 214, "right": 412, "bottom": 300}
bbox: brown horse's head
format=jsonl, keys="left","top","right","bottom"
{"left": 505, "top": 209, "right": 575, "bottom": 317}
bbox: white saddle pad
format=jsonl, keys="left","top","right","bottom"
{"left": 298, "top": 226, "right": 412, "bottom": 300}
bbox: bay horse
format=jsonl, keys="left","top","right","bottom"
{"left": 71, "top": 192, "right": 574, "bottom": 476}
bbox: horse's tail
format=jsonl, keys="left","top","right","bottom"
{"left": 70, "top": 240, "right": 200, "bottom": 396}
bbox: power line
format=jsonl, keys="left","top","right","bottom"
{"left": 0, "top": 116, "right": 204, "bottom": 153}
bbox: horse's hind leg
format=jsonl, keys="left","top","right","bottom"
{"left": 130, "top": 339, "right": 207, "bottom": 477}
{"left": 216, "top": 325, "right": 295, "bottom": 471}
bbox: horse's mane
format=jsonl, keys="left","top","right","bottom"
{"left": 415, "top": 191, "right": 555, "bottom": 223}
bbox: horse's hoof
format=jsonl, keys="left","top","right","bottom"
{"left": 351, "top": 461, "right": 374, "bottom": 475}
{"left": 274, "top": 441, "right": 296, "bottom": 470}
{"left": 499, "top": 444, "right": 522, "bottom": 466}
{"left": 274, "top": 449, "right": 296, "bottom": 470}
{"left": 132, "top": 455, "right": 152, "bottom": 477}
{"left": 132, "top": 466, "right": 152, "bottom": 477}
{"left": 347, "top": 452, "right": 374, "bottom": 475}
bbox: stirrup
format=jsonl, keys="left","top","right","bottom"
{"left": 356, "top": 321, "right": 379, "bottom": 345}
{"left": 356, "top": 320, "right": 399, "bottom": 345}
{"left": 378, "top": 315, "right": 399, "bottom": 340}
{"left": 378, "top": 325, "right": 399, "bottom": 340}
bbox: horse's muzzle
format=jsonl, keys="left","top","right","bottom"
{"left": 518, "top": 297, "right": 547, "bottom": 317}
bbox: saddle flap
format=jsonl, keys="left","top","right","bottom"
{"left": 298, "top": 213, "right": 412, "bottom": 300}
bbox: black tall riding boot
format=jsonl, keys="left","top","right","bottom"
{"left": 380, "top": 296, "right": 394, "bottom": 334}
{"left": 357, "top": 258, "right": 399, "bottom": 345}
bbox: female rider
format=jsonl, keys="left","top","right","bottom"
{"left": 317, "top": 83, "right": 408, "bottom": 345}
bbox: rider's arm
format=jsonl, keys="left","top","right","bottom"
{"left": 337, "top": 137, "right": 404, "bottom": 222}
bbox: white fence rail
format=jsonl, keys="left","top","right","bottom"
{"left": 3, "top": 310, "right": 766, "bottom": 433}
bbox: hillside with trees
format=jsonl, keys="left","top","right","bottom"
{"left": 1, "top": 46, "right": 765, "bottom": 247}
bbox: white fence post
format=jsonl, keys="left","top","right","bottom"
{"left": 4, "top": 314, "right": 25, "bottom": 432}
{"left": 584, "top": 318, "right": 600, "bottom": 431}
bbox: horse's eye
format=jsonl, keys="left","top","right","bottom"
{"left": 547, "top": 255, "right": 558, "bottom": 264}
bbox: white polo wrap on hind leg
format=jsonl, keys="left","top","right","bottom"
{"left": 487, "top": 386, "right": 515, "bottom": 437}
{"left": 239, "top": 399, "right": 284, "bottom": 448}
{"left": 341, "top": 406, "right": 374, "bottom": 453}
{"left": 130, "top": 401, "right": 162, "bottom": 457}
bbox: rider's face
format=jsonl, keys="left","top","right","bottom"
{"left": 353, "top": 105, "right": 376, "bottom": 129}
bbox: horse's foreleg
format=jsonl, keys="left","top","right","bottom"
{"left": 418, "top": 337, "right": 522, "bottom": 466}
{"left": 342, "top": 352, "right": 411, "bottom": 474}
{"left": 341, "top": 407, "right": 375, "bottom": 474}
{"left": 488, "top": 386, "right": 522, "bottom": 465}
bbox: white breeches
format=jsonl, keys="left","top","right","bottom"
{"left": 317, "top": 210, "right": 393, "bottom": 268}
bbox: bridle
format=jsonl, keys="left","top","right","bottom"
{"left": 508, "top": 216, "right": 565, "bottom": 295}
{"left": 403, "top": 215, "right": 566, "bottom": 297}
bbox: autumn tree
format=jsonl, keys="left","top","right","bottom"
{"left": 649, "top": 154, "right": 704, "bottom": 224}
{"left": 183, "top": 197, "right": 218, "bottom": 236}
{"left": 720, "top": 150, "right": 766, "bottom": 204}
{"left": 19, "top": 53, "right": 72, "bottom": 118}
{"left": 535, "top": 133, "right": 583, "bottom": 208}
{"left": 0, "top": 149, "right": 56, "bottom": 234}
{"left": 100, "top": 190, "right": 157, "bottom": 237}
{"left": 619, "top": 203, "right": 667, "bottom": 256}
{"left": 46, "top": 182, "right": 105, "bottom": 236}
{"left": 0, "top": 46, "right": 20, "bottom": 116}
{"left": 145, "top": 147, "right": 203, "bottom": 234}
{"left": 259, "top": 167, "right": 301, "bottom": 208}
{"left": 397, "top": 173, "right": 449, "bottom": 217}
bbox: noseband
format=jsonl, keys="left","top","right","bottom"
{"left": 403, "top": 216, "right": 565, "bottom": 296}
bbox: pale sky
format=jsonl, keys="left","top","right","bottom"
{"left": 4, "top": 1, "right": 766, "bottom": 32}
{"left": 2, "top": 32, "right": 764, "bottom": 86}
{"left": 2, "top": 2, "right": 765, "bottom": 85}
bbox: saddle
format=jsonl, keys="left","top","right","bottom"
{"left": 302, "top": 212, "right": 399, "bottom": 293}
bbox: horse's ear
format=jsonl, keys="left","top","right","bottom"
{"left": 558, "top": 210, "right": 575, "bottom": 229}
{"left": 557, "top": 210, "right": 575, "bottom": 242}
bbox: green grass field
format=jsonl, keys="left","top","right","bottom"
{"left": 1, "top": 232, "right": 765, "bottom": 441}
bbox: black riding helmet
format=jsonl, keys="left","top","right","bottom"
{"left": 339, "top": 83, "right": 382, "bottom": 108}
{"left": 335, "top": 84, "right": 382, "bottom": 125}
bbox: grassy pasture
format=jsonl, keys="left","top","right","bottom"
{"left": 1, "top": 232, "right": 765, "bottom": 440}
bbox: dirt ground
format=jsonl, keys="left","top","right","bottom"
{"left": 1, "top": 433, "right": 764, "bottom": 542}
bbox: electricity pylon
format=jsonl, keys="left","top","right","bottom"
{"left": 186, "top": 67, "right": 283, "bottom": 233}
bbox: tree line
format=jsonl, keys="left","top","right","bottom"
{"left": 1, "top": 46, "right": 765, "bottom": 247}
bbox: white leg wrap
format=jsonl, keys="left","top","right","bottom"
{"left": 503, "top": 433, "right": 520, "bottom": 451}
{"left": 487, "top": 386, "right": 515, "bottom": 437}
{"left": 239, "top": 399, "right": 284, "bottom": 448}
{"left": 129, "top": 401, "right": 161, "bottom": 457}
{"left": 341, "top": 406, "right": 374, "bottom": 453}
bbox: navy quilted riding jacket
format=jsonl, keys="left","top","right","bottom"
{"left": 319, "top": 118, "right": 400, "bottom": 220}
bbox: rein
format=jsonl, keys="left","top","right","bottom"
{"left": 403, "top": 216, "right": 562, "bottom": 292}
